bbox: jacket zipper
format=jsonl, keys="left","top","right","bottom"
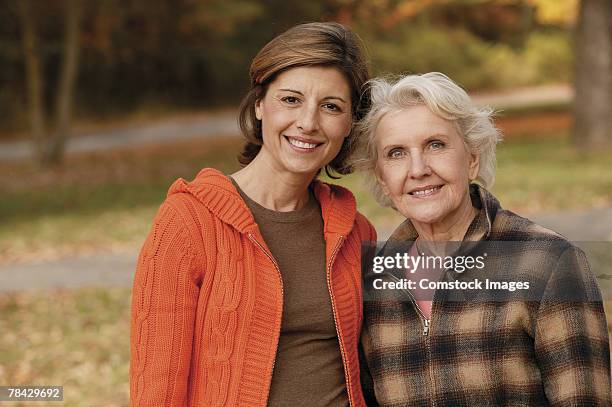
{"left": 325, "top": 235, "right": 355, "bottom": 407}
{"left": 424, "top": 291, "right": 438, "bottom": 407}
{"left": 247, "top": 233, "right": 284, "bottom": 406}
{"left": 386, "top": 271, "right": 438, "bottom": 407}
{"left": 387, "top": 272, "right": 430, "bottom": 334}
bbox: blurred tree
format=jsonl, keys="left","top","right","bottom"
{"left": 529, "top": 0, "right": 578, "bottom": 26}
{"left": 0, "top": 0, "right": 581, "bottom": 142}
{"left": 18, "top": 0, "right": 82, "bottom": 167}
{"left": 573, "top": 0, "right": 612, "bottom": 148}
{"left": 428, "top": 1, "right": 535, "bottom": 46}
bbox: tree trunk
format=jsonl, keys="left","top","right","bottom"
{"left": 572, "top": 0, "right": 612, "bottom": 148}
{"left": 18, "top": 0, "right": 82, "bottom": 168}
{"left": 18, "top": 0, "right": 48, "bottom": 165}
{"left": 49, "top": 0, "right": 82, "bottom": 166}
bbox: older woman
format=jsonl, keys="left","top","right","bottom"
{"left": 355, "top": 73, "right": 611, "bottom": 406}
{"left": 130, "top": 22, "right": 376, "bottom": 406}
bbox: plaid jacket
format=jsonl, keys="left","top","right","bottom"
{"left": 361, "top": 185, "right": 611, "bottom": 407}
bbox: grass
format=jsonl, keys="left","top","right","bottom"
{"left": 493, "top": 134, "right": 612, "bottom": 213}
{"left": 0, "top": 287, "right": 131, "bottom": 406}
{"left": 1, "top": 130, "right": 612, "bottom": 264}
{"left": 0, "top": 137, "right": 241, "bottom": 263}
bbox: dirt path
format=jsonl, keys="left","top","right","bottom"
{"left": 1, "top": 205, "right": 610, "bottom": 293}
{"left": 0, "top": 84, "right": 571, "bottom": 163}
{"left": 0, "top": 111, "right": 239, "bottom": 162}
{"left": 472, "top": 84, "right": 571, "bottom": 110}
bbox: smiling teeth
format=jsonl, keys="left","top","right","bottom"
{"left": 288, "top": 138, "right": 317, "bottom": 149}
{"left": 412, "top": 186, "right": 441, "bottom": 196}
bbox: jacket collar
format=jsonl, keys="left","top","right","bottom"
{"left": 168, "top": 167, "right": 357, "bottom": 236}
{"left": 387, "top": 184, "right": 499, "bottom": 243}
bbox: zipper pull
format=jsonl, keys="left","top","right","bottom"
{"left": 423, "top": 319, "right": 430, "bottom": 336}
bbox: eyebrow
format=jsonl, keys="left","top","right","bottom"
{"left": 278, "top": 88, "right": 348, "bottom": 103}
{"left": 380, "top": 134, "right": 450, "bottom": 151}
{"left": 424, "top": 133, "right": 450, "bottom": 141}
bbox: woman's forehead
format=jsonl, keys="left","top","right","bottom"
{"left": 269, "top": 66, "right": 351, "bottom": 96}
{"left": 376, "top": 106, "right": 457, "bottom": 141}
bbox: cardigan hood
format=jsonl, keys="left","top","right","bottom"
{"left": 167, "top": 167, "right": 358, "bottom": 237}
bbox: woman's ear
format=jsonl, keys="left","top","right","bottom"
{"left": 344, "top": 125, "right": 352, "bottom": 139}
{"left": 468, "top": 153, "right": 480, "bottom": 181}
{"left": 375, "top": 167, "right": 391, "bottom": 196}
{"left": 255, "top": 99, "right": 263, "bottom": 121}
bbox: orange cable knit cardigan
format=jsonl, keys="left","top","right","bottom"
{"left": 130, "top": 168, "right": 377, "bottom": 406}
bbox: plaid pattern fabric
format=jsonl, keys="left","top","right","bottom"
{"left": 361, "top": 185, "right": 611, "bottom": 406}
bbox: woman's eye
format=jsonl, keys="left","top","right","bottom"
{"left": 281, "top": 96, "right": 300, "bottom": 104}
{"left": 429, "top": 141, "right": 445, "bottom": 150}
{"left": 322, "top": 103, "right": 341, "bottom": 112}
{"left": 387, "top": 148, "right": 404, "bottom": 159}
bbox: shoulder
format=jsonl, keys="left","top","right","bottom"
{"left": 146, "top": 194, "right": 210, "bottom": 260}
{"left": 490, "top": 207, "right": 596, "bottom": 287}
{"left": 355, "top": 211, "right": 377, "bottom": 242}
{"left": 153, "top": 169, "right": 232, "bottom": 250}
{"left": 488, "top": 207, "right": 581, "bottom": 270}
{"left": 490, "top": 206, "right": 568, "bottom": 244}
{"left": 313, "top": 180, "right": 356, "bottom": 205}
{"left": 162, "top": 187, "right": 215, "bottom": 235}
{"left": 474, "top": 184, "right": 568, "bottom": 244}
{"left": 163, "top": 167, "right": 246, "bottom": 225}
{"left": 312, "top": 180, "right": 377, "bottom": 241}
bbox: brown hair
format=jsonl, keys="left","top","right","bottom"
{"left": 237, "top": 22, "right": 370, "bottom": 177}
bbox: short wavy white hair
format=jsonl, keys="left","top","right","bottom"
{"left": 351, "top": 72, "right": 502, "bottom": 207}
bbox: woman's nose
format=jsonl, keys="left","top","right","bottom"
{"left": 409, "top": 151, "right": 432, "bottom": 178}
{"left": 296, "top": 105, "right": 319, "bottom": 133}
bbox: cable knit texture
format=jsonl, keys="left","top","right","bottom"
{"left": 130, "top": 168, "right": 377, "bottom": 406}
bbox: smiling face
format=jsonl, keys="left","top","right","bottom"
{"left": 375, "top": 105, "right": 480, "bottom": 229}
{"left": 254, "top": 66, "right": 352, "bottom": 177}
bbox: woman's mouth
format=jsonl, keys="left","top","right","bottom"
{"left": 408, "top": 185, "right": 443, "bottom": 198}
{"left": 285, "top": 136, "right": 322, "bottom": 152}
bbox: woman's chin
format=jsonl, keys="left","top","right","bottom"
{"left": 398, "top": 207, "right": 448, "bottom": 227}
{"left": 272, "top": 155, "right": 319, "bottom": 176}
{"left": 284, "top": 163, "right": 322, "bottom": 177}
